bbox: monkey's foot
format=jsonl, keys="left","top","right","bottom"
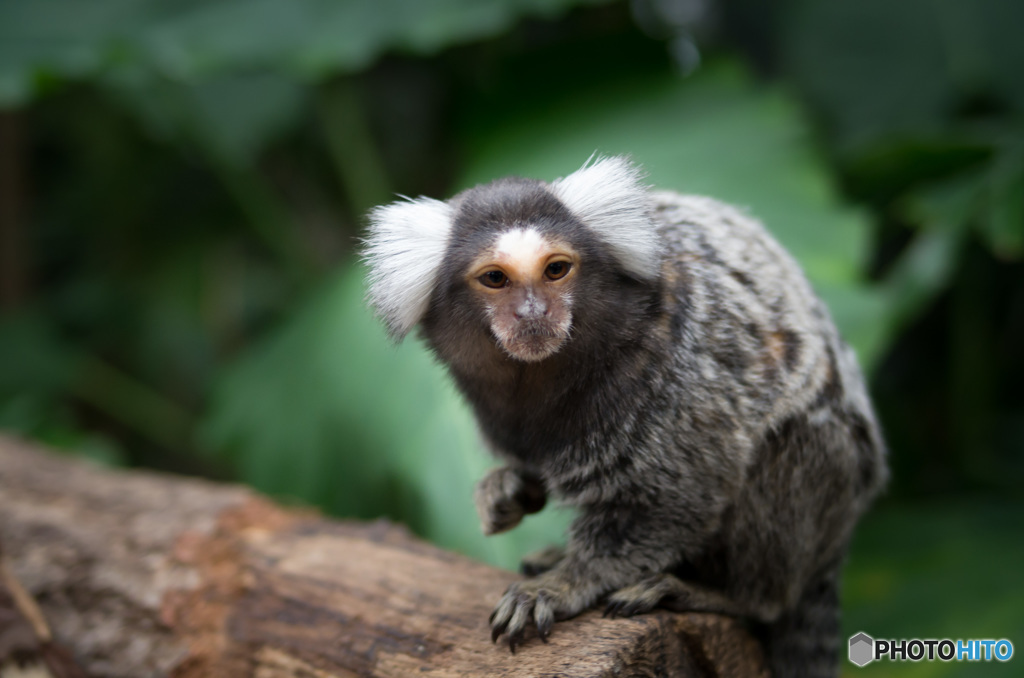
{"left": 605, "top": 574, "right": 743, "bottom": 618}
{"left": 474, "top": 467, "right": 546, "bottom": 536}
{"left": 520, "top": 545, "right": 565, "bottom": 577}
{"left": 489, "top": 573, "right": 587, "bottom": 652}
{"left": 604, "top": 574, "right": 678, "bottom": 618}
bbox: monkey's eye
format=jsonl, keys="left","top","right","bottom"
{"left": 479, "top": 270, "right": 508, "bottom": 288}
{"left": 544, "top": 261, "right": 572, "bottom": 281}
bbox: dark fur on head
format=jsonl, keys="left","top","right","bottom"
{"left": 421, "top": 177, "right": 663, "bottom": 459}
{"left": 363, "top": 156, "right": 887, "bottom": 677}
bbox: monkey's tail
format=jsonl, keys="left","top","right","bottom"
{"left": 762, "top": 571, "right": 842, "bottom": 678}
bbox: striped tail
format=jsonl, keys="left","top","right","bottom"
{"left": 763, "top": 571, "right": 842, "bottom": 678}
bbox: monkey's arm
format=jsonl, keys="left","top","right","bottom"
{"left": 474, "top": 466, "right": 547, "bottom": 536}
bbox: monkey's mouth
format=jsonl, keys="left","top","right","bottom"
{"left": 496, "top": 321, "right": 569, "bottom": 362}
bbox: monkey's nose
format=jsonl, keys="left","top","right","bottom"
{"left": 515, "top": 296, "right": 548, "bottom": 320}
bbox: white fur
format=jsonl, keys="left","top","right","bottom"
{"left": 495, "top": 227, "right": 546, "bottom": 267}
{"left": 549, "top": 156, "right": 661, "bottom": 279}
{"left": 363, "top": 197, "right": 453, "bottom": 339}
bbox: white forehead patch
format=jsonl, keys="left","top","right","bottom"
{"left": 494, "top": 228, "right": 547, "bottom": 267}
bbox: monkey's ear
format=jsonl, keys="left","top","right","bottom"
{"left": 363, "top": 197, "right": 454, "bottom": 340}
{"left": 549, "top": 156, "right": 660, "bottom": 280}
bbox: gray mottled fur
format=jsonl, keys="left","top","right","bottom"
{"left": 364, "top": 159, "right": 887, "bottom": 677}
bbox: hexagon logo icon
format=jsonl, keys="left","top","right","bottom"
{"left": 849, "top": 632, "right": 875, "bottom": 667}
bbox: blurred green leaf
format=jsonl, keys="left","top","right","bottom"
{"left": 0, "top": 0, "right": 142, "bottom": 104}
{"left": 71, "top": 355, "right": 196, "bottom": 452}
{"left": 901, "top": 170, "right": 985, "bottom": 234}
{"left": 784, "top": 0, "right": 1024, "bottom": 149}
{"left": 104, "top": 72, "right": 319, "bottom": 281}
{"left": 0, "top": 313, "right": 75, "bottom": 397}
{"left": 0, "top": 0, "right": 612, "bottom": 105}
{"left": 879, "top": 142, "right": 1024, "bottom": 339}
{"left": 842, "top": 135, "right": 992, "bottom": 205}
{"left": 202, "top": 264, "right": 571, "bottom": 568}
{"left": 0, "top": 394, "right": 127, "bottom": 466}
{"left": 139, "top": 0, "right": 613, "bottom": 79}
{"left": 0, "top": 313, "right": 129, "bottom": 464}
{"left": 881, "top": 229, "right": 964, "bottom": 335}
{"left": 841, "top": 502, "right": 1024, "bottom": 677}
{"left": 983, "top": 148, "right": 1024, "bottom": 260}
{"left": 108, "top": 72, "right": 307, "bottom": 167}
{"left": 877, "top": 171, "right": 981, "bottom": 334}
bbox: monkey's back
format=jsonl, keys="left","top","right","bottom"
{"left": 652, "top": 192, "right": 844, "bottom": 428}
{"left": 650, "top": 191, "right": 887, "bottom": 664}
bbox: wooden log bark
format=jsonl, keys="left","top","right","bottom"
{"left": 0, "top": 435, "right": 768, "bottom": 678}
{"left": 1, "top": 542, "right": 88, "bottom": 677}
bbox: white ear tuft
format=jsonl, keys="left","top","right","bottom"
{"left": 549, "top": 155, "right": 661, "bottom": 279}
{"left": 363, "top": 197, "right": 454, "bottom": 340}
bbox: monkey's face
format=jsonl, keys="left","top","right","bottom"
{"left": 466, "top": 227, "right": 577, "bottom": 362}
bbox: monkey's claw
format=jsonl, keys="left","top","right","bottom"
{"left": 489, "top": 580, "right": 560, "bottom": 652}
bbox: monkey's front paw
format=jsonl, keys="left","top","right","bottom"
{"left": 477, "top": 496, "right": 524, "bottom": 536}
{"left": 489, "top": 575, "right": 581, "bottom": 652}
{"left": 474, "top": 467, "right": 546, "bottom": 536}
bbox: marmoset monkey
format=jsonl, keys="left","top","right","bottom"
{"left": 364, "top": 157, "right": 886, "bottom": 677}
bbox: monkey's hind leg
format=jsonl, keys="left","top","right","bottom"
{"left": 604, "top": 573, "right": 744, "bottom": 619}
{"left": 520, "top": 545, "right": 565, "bottom": 577}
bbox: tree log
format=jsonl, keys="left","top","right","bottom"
{"left": 0, "top": 435, "right": 767, "bottom": 678}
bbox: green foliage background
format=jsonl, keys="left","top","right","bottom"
{"left": 1, "top": 0, "right": 1021, "bottom": 674}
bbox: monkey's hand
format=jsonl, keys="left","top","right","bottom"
{"left": 488, "top": 567, "right": 595, "bottom": 652}
{"left": 474, "top": 467, "right": 547, "bottom": 536}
